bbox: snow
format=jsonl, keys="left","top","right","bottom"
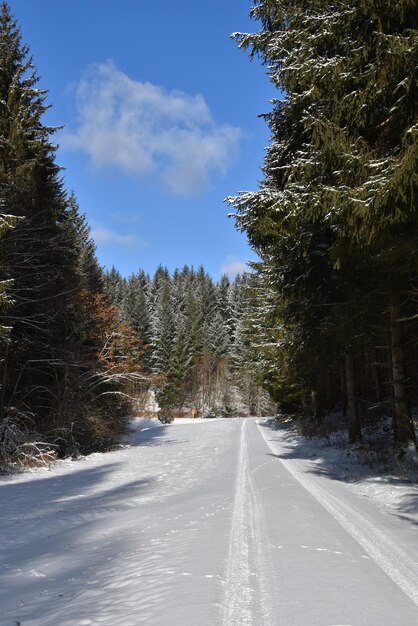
{"left": 1, "top": 417, "right": 417, "bottom": 625}
{"left": 262, "top": 419, "right": 418, "bottom": 525}
{"left": 257, "top": 420, "right": 418, "bottom": 608}
{"left": 0, "top": 417, "right": 234, "bottom": 625}
{"left": 129, "top": 416, "right": 209, "bottom": 430}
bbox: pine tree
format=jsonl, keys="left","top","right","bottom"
{"left": 151, "top": 275, "right": 174, "bottom": 375}
{"left": 121, "top": 271, "right": 152, "bottom": 364}
{"left": 103, "top": 263, "right": 275, "bottom": 419}
{"left": 230, "top": 0, "right": 418, "bottom": 446}
{"left": 217, "top": 275, "right": 233, "bottom": 349}
{"left": 0, "top": 4, "right": 142, "bottom": 459}
{"left": 0, "top": 2, "right": 82, "bottom": 423}
{"left": 169, "top": 311, "right": 193, "bottom": 408}
{"left": 0, "top": 212, "right": 17, "bottom": 339}
{"left": 103, "top": 266, "right": 126, "bottom": 306}
{"left": 67, "top": 194, "right": 103, "bottom": 294}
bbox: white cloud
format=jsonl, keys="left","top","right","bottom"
{"left": 63, "top": 61, "right": 241, "bottom": 195}
{"left": 91, "top": 225, "right": 146, "bottom": 248}
{"left": 220, "top": 256, "right": 250, "bottom": 278}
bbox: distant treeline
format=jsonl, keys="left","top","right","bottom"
{"left": 103, "top": 266, "right": 274, "bottom": 421}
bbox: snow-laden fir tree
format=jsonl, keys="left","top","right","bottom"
{"left": 103, "top": 266, "right": 126, "bottom": 306}
{"left": 229, "top": 0, "right": 418, "bottom": 446}
{"left": 104, "top": 265, "right": 275, "bottom": 418}
{"left": 121, "top": 271, "right": 152, "bottom": 360}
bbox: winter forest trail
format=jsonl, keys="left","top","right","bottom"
{"left": 1, "top": 419, "right": 417, "bottom": 626}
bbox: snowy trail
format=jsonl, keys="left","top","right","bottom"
{"left": 1, "top": 417, "right": 417, "bottom": 625}
{"left": 223, "top": 419, "right": 254, "bottom": 625}
{"left": 222, "top": 420, "right": 273, "bottom": 626}
{"left": 252, "top": 419, "right": 418, "bottom": 625}
{"left": 257, "top": 420, "right": 418, "bottom": 607}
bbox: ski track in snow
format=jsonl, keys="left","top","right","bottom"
{"left": 222, "top": 419, "right": 274, "bottom": 626}
{"left": 257, "top": 420, "right": 418, "bottom": 608}
{"left": 222, "top": 419, "right": 253, "bottom": 625}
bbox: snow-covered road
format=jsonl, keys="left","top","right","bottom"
{"left": 1, "top": 418, "right": 417, "bottom": 625}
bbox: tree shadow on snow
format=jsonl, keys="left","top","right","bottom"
{"left": 127, "top": 422, "right": 192, "bottom": 449}
{"left": 259, "top": 420, "right": 418, "bottom": 524}
{"left": 0, "top": 462, "right": 168, "bottom": 624}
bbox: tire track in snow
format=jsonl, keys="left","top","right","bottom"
{"left": 257, "top": 420, "right": 418, "bottom": 608}
{"left": 222, "top": 420, "right": 273, "bottom": 626}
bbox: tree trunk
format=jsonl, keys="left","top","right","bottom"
{"left": 340, "top": 366, "right": 347, "bottom": 417}
{"left": 311, "top": 389, "right": 320, "bottom": 420}
{"left": 0, "top": 343, "right": 9, "bottom": 421}
{"left": 372, "top": 348, "right": 381, "bottom": 406}
{"left": 346, "top": 350, "right": 362, "bottom": 443}
{"left": 358, "top": 350, "right": 367, "bottom": 422}
{"left": 389, "top": 294, "right": 417, "bottom": 448}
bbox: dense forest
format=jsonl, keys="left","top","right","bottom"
{"left": 103, "top": 266, "right": 274, "bottom": 421}
{"left": 229, "top": 0, "right": 418, "bottom": 450}
{"left": 0, "top": 3, "right": 150, "bottom": 469}
{"left": 1, "top": 0, "right": 417, "bottom": 472}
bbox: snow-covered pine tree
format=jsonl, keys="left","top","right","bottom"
{"left": 151, "top": 272, "right": 175, "bottom": 375}
{"left": 103, "top": 266, "right": 126, "bottom": 306}
{"left": 198, "top": 271, "right": 219, "bottom": 356}
{"left": 150, "top": 272, "right": 177, "bottom": 420}
{"left": 121, "top": 271, "right": 152, "bottom": 359}
{"left": 216, "top": 275, "right": 234, "bottom": 349}
{"left": 169, "top": 310, "right": 193, "bottom": 409}
{"left": 184, "top": 272, "right": 204, "bottom": 360}
{"left": 230, "top": 0, "right": 418, "bottom": 446}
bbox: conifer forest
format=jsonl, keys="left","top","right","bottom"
{"left": 1, "top": 3, "right": 418, "bottom": 626}
{"left": 229, "top": 0, "right": 418, "bottom": 451}
{"left": 1, "top": 0, "right": 417, "bottom": 473}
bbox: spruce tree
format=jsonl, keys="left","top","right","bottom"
{"left": 0, "top": 2, "right": 82, "bottom": 424}
{"left": 0, "top": 4, "right": 140, "bottom": 456}
{"left": 103, "top": 263, "right": 274, "bottom": 419}
{"left": 230, "top": 0, "right": 418, "bottom": 446}
{"left": 121, "top": 271, "right": 152, "bottom": 362}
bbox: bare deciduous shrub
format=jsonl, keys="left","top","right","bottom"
{"left": 0, "top": 409, "right": 56, "bottom": 473}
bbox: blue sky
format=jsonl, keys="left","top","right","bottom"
{"left": 11, "top": 0, "right": 273, "bottom": 279}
